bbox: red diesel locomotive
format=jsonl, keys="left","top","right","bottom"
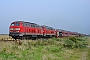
{"left": 9, "top": 21, "right": 84, "bottom": 40}
{"left": 9, "top": 21, "right": 57, "bottom": 39}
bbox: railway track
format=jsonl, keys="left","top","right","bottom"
{"left": 0, "top": 37, "right": 52, "bottom": 42}
{"left": 0, "top": 38, "right": 20, "bottom": 42}
{"left": 0, "top": 40, "right": 15, "bottom": 42}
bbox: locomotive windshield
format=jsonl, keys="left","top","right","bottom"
{"left": 11, "top": 22, "right": 20, "bottom": 26}
{"left": 16, "top": 23, "right": 20, "bottom": 26}
{"left": 11, "top": 23, "right": 14, "bottom": 26}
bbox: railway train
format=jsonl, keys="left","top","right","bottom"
{"left": 9, "top": 21, "right": 85, "bottom": 40}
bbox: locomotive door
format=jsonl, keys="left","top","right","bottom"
{"left": 59, "top": 32, "right": 62, "bottom": 36}
{"left": 56, "top": 31, "right": 59, "bottom": 37}
{"left": 24, "top": 27, "right": 27, "bottom": 35}
{"left": 23, "top": 23, "right": 27, "bottom": 35}
{"left": 56, "top": 31, "right": 62, "bottom": 37}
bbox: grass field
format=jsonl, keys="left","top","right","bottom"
{"left": 0, "top": 35, "right": 9, "bottom": 39}
{"left": 87, "top": 37, "right": 90, "bottom": 60}
{"left": 0, "top": 35, "right": 89, "bottom": 60}
{"left": 0, "top": 35, "right": 13, "bottom": 40}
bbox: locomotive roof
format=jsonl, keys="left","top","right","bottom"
{"left": 41, "top": 25, "right": 55, "bottom": 30}
{"left": 12, "top": 21, "right": 25, "bottom": 23}
{"left": 12, "top": 21, "right": 41, "bottom": 27}
{"left": 24, "top": 22, "right": 40, "bottom": 26}
{"left": 41, "top": 25, "right": 53, "bottom": 28}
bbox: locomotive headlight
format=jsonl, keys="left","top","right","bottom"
{"left": 16, "top": 28, "right": 20, "bottom": 30}
{"left": 10, "top": 30, "right": 12, "bottom": 32}
{"left": 16, "top": 31, "right": 19, "bottom": 32}
{"left": 10, "top": 28, "right": 13, "bottom": 30}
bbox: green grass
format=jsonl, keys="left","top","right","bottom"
{"left": 87, "top": 48, "right": 90, "bottom": 60}
{"left": 0, "top": 36, "right": 89, "bottom": 60}
{"left": 87, "top": 37, "right": 90, "bottom": 60}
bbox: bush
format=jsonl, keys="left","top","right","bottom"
{"left": 69, "top": 36, "right": 77, "bottom": 43}
{"left": 68, "top": 36, "right": 88, "bottom": 48}
{"left": 64, "top": 39, "right": 74, "bottom": 48}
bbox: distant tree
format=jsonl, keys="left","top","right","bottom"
{"left": 88, "top": 34, "right": 90, "bottom": 36}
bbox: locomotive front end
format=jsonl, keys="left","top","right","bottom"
{"left": 9, "top": 21, "right": 23, "bottom": 39}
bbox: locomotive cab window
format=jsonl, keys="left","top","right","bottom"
{"left": 11, "top": 22, "right": 20, "bottom": 26}
{"left": 11, "top": 23, "right": 15, "bottom": 26}
{"left": 16, "top": 23, "right": 20, "bottom": 26}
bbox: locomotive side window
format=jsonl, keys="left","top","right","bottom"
{"left": 33, "top": 25, "right": 36, "bottom": 28}
{"left": 24, "top": 23, "right": 28, "bottom": 26}
{"left": 31, "top": 24, "right": 34, "bottom": 28}
{"left": 29, "top": 24, "right": 31, "bottom": 27}
{"left": 25, "top": 23, "right": 28, "bottom": 26}
{"left": 36, "top": 25, "right": 39, "bottom": 28}
{"left": 31, "top": 24, "right": 36, "bottom": 28}
{"left": 26, "top": 23, "right": 29, "bottom": 27}
{"left": 22, "top": 23, "right": 25, "bottom": 26}
{"left": 27, "top": 23, "right": 29, "bottom": 26}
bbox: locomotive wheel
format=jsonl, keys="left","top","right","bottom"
{"left": 12, "top": 36, "right": 17, "bottom": 40}
{"left": 31, "top": 38, "right": 36, "bottom": 40}
{"left": 20, "top": 37, "right": 24, "bottom": 40}
{"left": 26, "top": 36, "right": 28, "bottom": 40}
{"left": 23, "top": 37, "right": 26, "bottom": 40}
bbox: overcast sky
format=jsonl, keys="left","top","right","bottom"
{"left": 0, "top": 0, "right": 90, "bottom": 34}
